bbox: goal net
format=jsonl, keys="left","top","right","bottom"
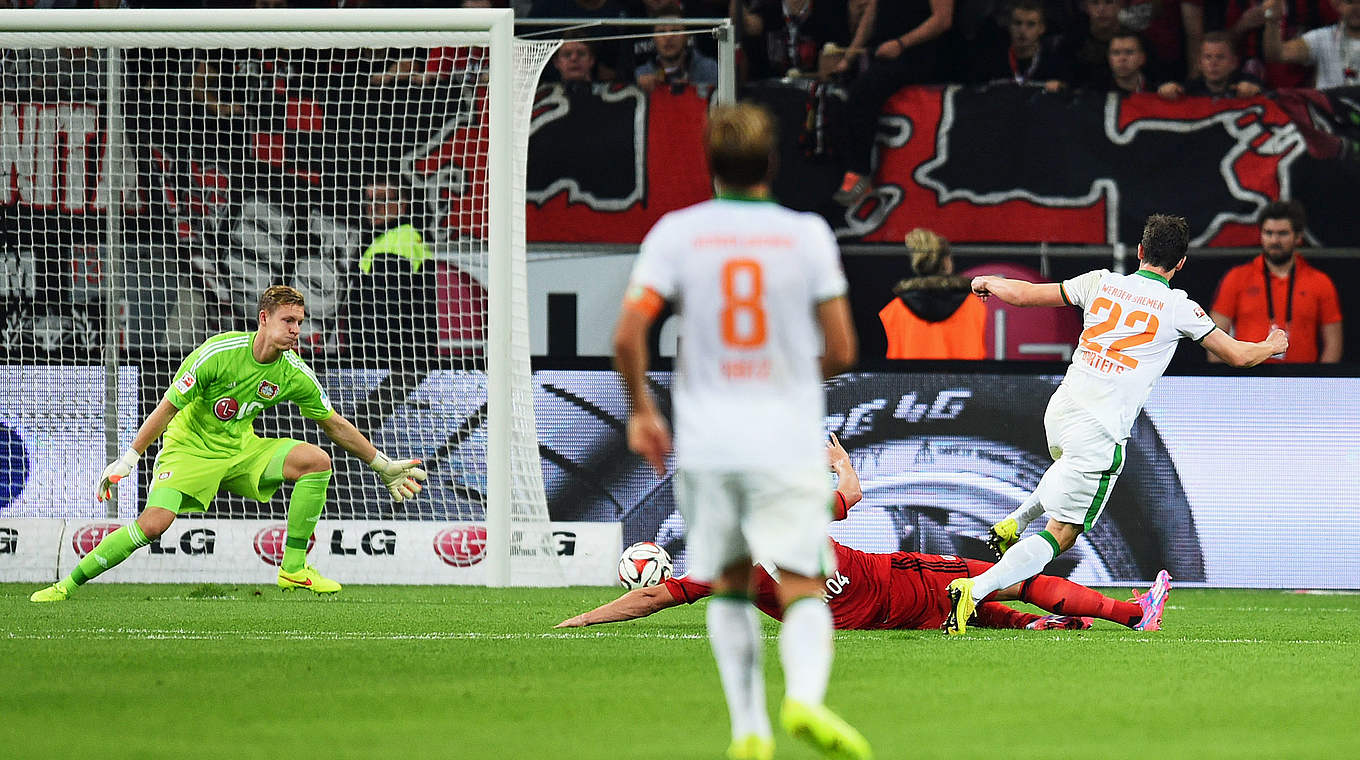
{"left": 0, "top": 9, "right": 566, "bottom": 586}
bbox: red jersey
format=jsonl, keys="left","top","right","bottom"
{"left": 663, "top": 540, "right": 1037, "bottom": 630}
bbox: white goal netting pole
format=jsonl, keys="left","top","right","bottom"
{"left": 0, "top": 8, "right": 562, "bottom": 586}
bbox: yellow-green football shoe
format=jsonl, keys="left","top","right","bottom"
{"left": 781, "top": 699, "right": 872, "bottom": 760}
{"left": 986, "top": 518, "right": 1020, "bottom": 559}
{"left": 943, "top": 578, "right": 977, "bottom": 636}
{"left": 726, "top": 734, "right": 774, "bottom": 760}
{"left": 29, "top": 583, "right": 71, "bottom": 603}
{"left": 277, "top": 565, "right": 341, "bottom": 594}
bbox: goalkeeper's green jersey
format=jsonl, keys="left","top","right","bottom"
{"left": 162, "top": 331, "right": 334, "bottom": 458}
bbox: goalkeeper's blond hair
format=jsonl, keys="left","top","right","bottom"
{"left": 704, "top": 103, "right": 777, "bottom": 190}
{"left": 258, "top": 285, "right": 306, "bottom": 318}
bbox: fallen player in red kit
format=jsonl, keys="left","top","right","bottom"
{"left": 558, "top": 435, "right": 1168, "bottom": 632}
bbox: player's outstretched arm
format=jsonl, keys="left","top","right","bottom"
{"left": 970, "top": 275, "right": 1067, "bottom": 308}
{"left": 314, "top": 412, "right": 427, "bottom": 502}
{"left": 827, "top": 433, "right": 862, "bottom": 519}
{"left": 1201, "top": 327, "right": 1288, "bottom": 368}
{"left": 555, "top": 584, "right": 683, "bottom": 628}
{"left": 97, "top": 397, "right": 181, "bottom": 502}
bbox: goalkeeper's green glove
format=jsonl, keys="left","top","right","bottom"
{"left": 96, "top": 448, "right": 141, "bottom": 502}
{"left": 369, "top": 451, "right": 428, "bottom": 503}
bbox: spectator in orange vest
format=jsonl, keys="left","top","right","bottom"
{"left": 879, "top": 228, "right": 987, "bottom": 359}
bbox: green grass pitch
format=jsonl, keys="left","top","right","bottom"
{"left": 2, "top": 584, "right": 1357, "bottom": 759}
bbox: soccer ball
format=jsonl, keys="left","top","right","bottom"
{"left": 617, "top": 541, "right": 673, "bottom": 589}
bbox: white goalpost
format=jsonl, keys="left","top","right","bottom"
{"left": 0, "top": 9, "right": 576, "bottom": 587}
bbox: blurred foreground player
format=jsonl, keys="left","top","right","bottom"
{"left": 613, "top": 103, "right": 866, "bottom": 760}
{"left": 30, "top": 286, "right": 426, "bottom": 602}
{"left": 948, "top": 215, "right": 1287, "bottom": 635}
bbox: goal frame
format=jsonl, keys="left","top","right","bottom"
{"left": 0, "top": 8, "right": 530, "bottom": 586}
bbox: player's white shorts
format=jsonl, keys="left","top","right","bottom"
{"left": 675, "top": 468, "right": 835, "bottom": 582}
{"left": 1034, "top": 388, "right": 1128, "bottom": 531}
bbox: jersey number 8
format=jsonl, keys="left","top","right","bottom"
{"left": 721, "top": 259, "right": 767, "bottom": 348}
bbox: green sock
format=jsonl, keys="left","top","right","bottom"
{"left": 282, "top": 470, "right": 331, "bottom": 573}
{"left": 61, "top": 523, "right": 151, "bottom": 593}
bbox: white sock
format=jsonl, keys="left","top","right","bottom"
{"left": 1004, "top": 492, "right": 1044, "bottom": 532}
{"left": 969, "top": 533, "right": 1058, "bottom": 602}
{"left": 707, "top": 597, "right": 771, "bottom": 740}
{"left": 779, "top": 597, "right": 833, "bottom": 706}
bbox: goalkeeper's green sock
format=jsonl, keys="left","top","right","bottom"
{"left": 60, "top": 522, "right": 152, "bottom": 593}
{"left": 282, "top": 470, "right": 331, "bottom": 573}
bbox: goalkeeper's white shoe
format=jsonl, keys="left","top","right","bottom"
{"left": 277, "top": 565, "right": 342, "bottom": 595}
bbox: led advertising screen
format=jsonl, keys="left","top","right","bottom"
{"left": 3, "top": 367, "right": 1356, "bottom": 587}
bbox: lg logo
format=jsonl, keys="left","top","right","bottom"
{"left": 433, "top": 525, "right": 486, "bottom": 567}
{"left": 431, "top": 528, "right": 580, "bottom": 567}
{"left": 213, "top": 397, "right": 239, "bottom": 420}
{"left": 148, "top": 528, "right": 215, "bottom": 556}
{"left": 71, "top": 523, "right": 216, "bottom": 557}
{"left": 214, "top": 397, "right": 268, "bottom": 422}
{"left": 330, "top": 529, "right": 396, "bottom": 556}
{"left": 71, "top": 522, "right": 122, "bottom": 558}
{"left": 253, "top": 524, "right": 315, "bottom": 567}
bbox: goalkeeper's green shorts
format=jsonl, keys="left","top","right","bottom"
{"left": 147, "top": 437, "right": 302, "bottom": 514}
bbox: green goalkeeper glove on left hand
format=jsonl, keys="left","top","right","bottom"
{"left": 369, "top": 451, "right": 428, "bottom": 502}
{"left": 96, "top": 449, "right": 141, "bottom": 502}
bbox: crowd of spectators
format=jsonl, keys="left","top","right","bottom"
{"left": 12, "top": 0, "right": 1355, "bottom": 98}
{"left": 525, "top": 0, "right": 1359, "bottom": 96}
{"left": 523, "top": 0, "right": 1358, "bottom": 206}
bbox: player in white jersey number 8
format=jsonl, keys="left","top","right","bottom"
{"left": 942, "top": 214, "right": 1288, "bottom": 636}
{"left": 614, "top": 103, "right": 867, "bottom": 760}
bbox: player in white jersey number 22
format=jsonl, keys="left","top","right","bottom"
{"left": 613, "top": 103, "right": 868, "bottom": 760}
{"left": 944, "top": 214, "right": 1288, "bottom": 636}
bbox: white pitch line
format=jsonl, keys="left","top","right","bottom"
{"left": 4, "top": 628, "right": 714, "bottom": 642}
{"left": 5, "top": 629, "right": 1353, "bottom": 645}
{"left": 1165, "top": 605, "right": 1359, "bottom": 613}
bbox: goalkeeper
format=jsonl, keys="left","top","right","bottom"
{"left": 30, "top": 285, "right": 426, "bottom": 602}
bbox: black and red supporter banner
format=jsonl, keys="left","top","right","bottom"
{"left": 525, "top": 83, "right": 1360, "bottom": 246}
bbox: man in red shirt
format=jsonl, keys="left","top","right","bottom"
{"left": 1210, "top": 200, "right": 1343, "bottom": 363}
{"left": 558, "top": 436, "right": 1169, "bottom": 632}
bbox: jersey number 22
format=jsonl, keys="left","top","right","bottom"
{"left": 1079, "top": 297, "right": 1158, "bottom": 369}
